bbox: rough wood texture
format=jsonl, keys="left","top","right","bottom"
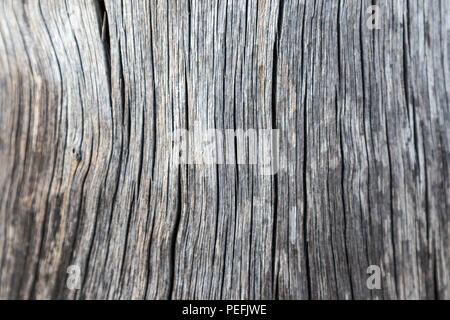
{"left": 0, "top": 0, "right": 448, "bottom": 300}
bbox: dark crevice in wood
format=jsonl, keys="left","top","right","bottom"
{"left": 336, "top": 0, "right": 354, "bottom": 299}
{"left": 98, "top": 1, "right": 111, "bottom": 69}
{"left": 438, "top": 0, "right": 450, "bottom": 111}
{"left": 302, "top": 90, "right": 310, "bottom": 298}
{"left": 144, "top": 3, "right": 158, "bottom": 298}
{"left": 118, "top": 41, "right": 126, "bottom": 128}
{"left": 358, "top": 0, "right": 371, "bottom": 284}
{"left": 338, "top": 96, "right": 354, "bottom": 300}
{"left": 219, "top": 2, "right": 229, "bottom": 300}
{"left": 422, "top": 134, "right": 433, "bottom": 298}
{"left": 402, "top": 4, "right": 411, "bottom": 127}
{"left": 300, "top": 2, "right": 311, "bottom": 299}
{"left": 220, "top": 213, "right": 230, "bottom": 299}
{"left": 248, "top": 194, "right": 254, "bottom": 299}
{"left": 433, "top": 245, "right": 439, "bottom": 299}
{"left": 212, "top": 165, "right": 220, "bottom": 298}
{"left": 169, "top": 171, "right": 182, "bottom": 300}
{"left": 144, "top": 200, "right": 157, "bottom": 298}
{"left": 211, "top": 2, "right": 222, "bottom": 295}
{"left": 149, "top": 14, "right": 157, "bottom": 189}
{"left": 168, "top": 65, "right": 187, "bottom": 302}
{"left": 271, "top": 0, "right": 283, "bottom": 300}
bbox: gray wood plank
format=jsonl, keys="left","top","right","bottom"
{"left": 0, "top": 0, "right": 448, "bottom": 299}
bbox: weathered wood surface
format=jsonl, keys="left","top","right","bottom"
{"left": 0, "top": 0, "right": 448, "bottom": 299}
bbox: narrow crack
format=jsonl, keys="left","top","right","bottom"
{"left": 337, "top": 0, "right": 354, "bottom": 299}
{"left": 269, "top": 0, "right": 284, "bottom": 300}
{"left": 299, "top": 3, "right": 311, "bottom": 299}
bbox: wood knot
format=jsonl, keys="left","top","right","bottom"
{"left": 72, "top": 148, "right": 82, "bottom": 162}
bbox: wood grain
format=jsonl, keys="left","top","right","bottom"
{"left": 0, "top": 0, "right": 448, "bottom": 299}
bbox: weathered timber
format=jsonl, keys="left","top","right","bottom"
{"left": 0, "top": 0, "right": 448, "bottom": 299}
